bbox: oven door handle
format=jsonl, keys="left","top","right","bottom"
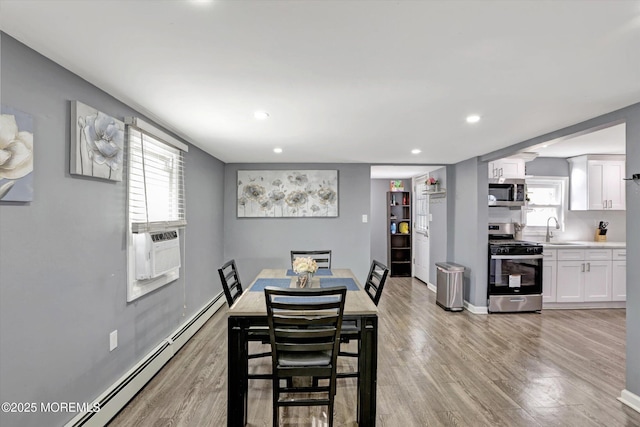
{"left": 490, "top": 254, "right": 544, "bottom": 260}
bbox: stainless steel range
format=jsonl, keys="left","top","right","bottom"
{"left": 488, "top": 223, "right": 543, "bottom": 313}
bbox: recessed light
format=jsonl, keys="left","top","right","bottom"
{"left": 466, "top": 114, "right": 481, "bottom": 123}
{"left": 254, "top": 111, "right": 270, "bottom": 120}
{"left": 542, "top": 144, "right": 549, "bottom": 148}
{"left": 273, "top": 147, "right": 283, "bottom": 154}
{"left": 411, "top": 149, "right": 421, "bottom": 154}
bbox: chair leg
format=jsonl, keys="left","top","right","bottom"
{"left": 272, "top": 388, "right": 279, "bottom": 427}
{"left": 328, "top": 402, "right": 334, "bottom": 427}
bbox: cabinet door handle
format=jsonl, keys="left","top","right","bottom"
{"left": 581, "top": 263, "right": 585, "bottom": 272}
{"left": 603, "top": 200, "right": 607, "bottom": 209}
{"left": 587, "top": 262, "right": 591, "bottom": 272}
{"left": 609, "top": 200, "right": 613, "bottom": 208}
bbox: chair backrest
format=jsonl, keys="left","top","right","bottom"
{"left": 364, "top": 260, "right": 389, "bottom": 305}
{"left": 218, "top": 259, "right": 243, "bottom": 307}
{"left": 290, "top": 250, "right": 332, "bottom": 269}
{"left": 264, "top": 286, "right": 346, "bottom": 371}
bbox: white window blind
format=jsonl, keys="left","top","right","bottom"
{"left": 525, "top": 177, "right": 566, "bottom": 231}
{"left": 127, "top": 125, "right": 186, "bottom": 234}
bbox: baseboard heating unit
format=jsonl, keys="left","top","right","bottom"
{"left": 65, "top": 293, "right": 226, "bottom": 427}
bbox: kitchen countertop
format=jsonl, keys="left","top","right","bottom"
{"left": 541, "top": 241, "right": 626, "bottom": 249}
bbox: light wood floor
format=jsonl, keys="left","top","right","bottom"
{"left": 110, "top": 277, "right": 640, "bottom": 426}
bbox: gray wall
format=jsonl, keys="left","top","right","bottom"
{"left": 223, "top": 164, "right": 372, "bottom": 283}
{"left": 0, "top": 34, "right": 225, "bottom": 427}
{"left": 428, "top": 167, "right": 448, "bottom": 284}
{"left": 525, "top": 157, "right": 570, "bottom": 176}
{"left": 370, "top": 178, "right": 400, "bottom": 265}
{"left": 624, "top": 104, "right": 640, "bottom": 400}
{"left": 449, "top": 157, "right": 489, "bottom": 307}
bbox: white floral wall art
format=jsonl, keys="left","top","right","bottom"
{"left": 70, "top": 101, "right": 124, "bottom": 181}
{"left": 0, "top": 105, "right": 34, "bottom": 202}
{"left": 237, "top": 170, "right": 338, "bottom": 218}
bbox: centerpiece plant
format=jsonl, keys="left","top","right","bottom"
{"left": 292, "top": 257, "right": 318, "bottom": 287}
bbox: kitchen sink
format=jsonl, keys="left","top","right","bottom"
{"left": 544, "top": 242, "right": 584, "bottom": 246}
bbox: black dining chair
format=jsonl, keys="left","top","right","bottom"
{"left": 218, "top": 260, "right": 271, "bottom": 379}
{"left": 264, "top": 285, "right": 347, "bottom": 427}
{"left": 337, "top": 260, "right": 389, "bottom": 380}
{"left": 290, "top": 250, "right": 332, "bottom": 269}
{"left": 363, "top": 259, "right": 389, "bottom": 306}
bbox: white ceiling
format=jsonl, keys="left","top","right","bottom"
{"left": 1, "top": 0, "right": 639, "bottom": 165}
{"left": 529, "top": 122, "right": 626, "bottom": 158}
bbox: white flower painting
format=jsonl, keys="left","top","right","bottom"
{"left": 70, "top": 101, "right": 124, "bottom": 181}
{"left": 238, "top": 170, "right": 338, "bottom": 218}
{"left": 0, "top": 106, "right": 34, "bottom": 202}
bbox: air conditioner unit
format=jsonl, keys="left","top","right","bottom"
{"left": 134, "top": 231, "right": 181, "bottom": 280}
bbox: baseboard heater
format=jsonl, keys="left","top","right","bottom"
{"left": 65, "top": 293, "right": 226, "bottom": 427}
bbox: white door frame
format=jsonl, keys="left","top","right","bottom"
{"left": 413, "top": 175, "right": 430, "bottom": 283}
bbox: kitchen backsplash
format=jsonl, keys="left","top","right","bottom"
{"left": 553, "top": 209, "right": 626, "bottom": 242}
{"left": 489, "top": 206, "right": 626, "bottom": 242}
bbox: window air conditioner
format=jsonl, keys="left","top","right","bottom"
{"left": 134, "top": 231, "right": 181, "bottom": 280}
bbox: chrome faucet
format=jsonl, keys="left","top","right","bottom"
{"left": 546, "top": 216, "right": 560, "bottom": 242}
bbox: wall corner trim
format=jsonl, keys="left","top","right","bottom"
{"left": 618, "top": 389, "right": 640, "bottom": 414}
{"left": 463, "top": 301, "right": 489, "bottom": 314}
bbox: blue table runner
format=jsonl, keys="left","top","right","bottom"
{"left": 250, "top": 278, "right": 292, "bottom": 292}
{"left": 319, "top": 277, "right": 359, "bottom": 291}
{"left": 286, "top": 269, "right": 333, "bottom": 276}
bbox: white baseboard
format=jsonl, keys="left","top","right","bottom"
{"left": 463, "top": 301, "right": 489, "bottom": 314}
{"left": 619, "top": 389, "right": 640, "bottom": 414}
{"left": 543, "top": 301, "right": 626, "bottom": 310}
{"left": 422, "top": 280, "right": 488, "bottom": 314}
{"left": 65, "top": 293, "right": 226, "bottom": 427}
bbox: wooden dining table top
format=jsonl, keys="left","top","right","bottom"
{"left": 228, "top": 268, "right": 378, "bottom": 316}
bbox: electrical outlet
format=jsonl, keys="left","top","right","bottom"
{"left": 362, "top": 214, "right": 368, "bottom": 223}
{"left": 109, "top": 330, "right": 118, "bottom": 351}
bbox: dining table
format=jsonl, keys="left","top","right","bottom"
{"left": 227, "top": 268, "right": 378, "bottom": 426}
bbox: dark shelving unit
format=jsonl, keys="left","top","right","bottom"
{"left": 387, "top": 191, "right": 412, "bottom": 277}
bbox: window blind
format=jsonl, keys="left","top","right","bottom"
{"left": 525, "top": 177, "right": 566, "bottom": 229}
{"left": 127, "top": 125, "right": 186, "bottom": 234}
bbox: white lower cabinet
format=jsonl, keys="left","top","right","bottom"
{"left": 583, "top": 260, "right": 611, "bottom": 301}
{"left": 542, "top": 250, "right": 557, "bottom": 303}
{"left": 612, "top": 249, "right": 627, "bottom": 301}
{"left": 556, "top": 260, "right": 585, "bottom": 302}
{"left": 547, "top": 248, "right": 624, "bottom": 306}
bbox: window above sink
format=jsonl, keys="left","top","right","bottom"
{"left": 524, "top": 177, "right": 568, "bottom": 235}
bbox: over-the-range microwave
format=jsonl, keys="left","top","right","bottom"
{"left": 488, "top": 179, "right": 526, "bottom": 207}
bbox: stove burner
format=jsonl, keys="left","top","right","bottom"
{"left": 489, "top": 239, "right": 543, "bottom": 255}
{"left": 489, "top": 239, "right": 540, "bottom": 246}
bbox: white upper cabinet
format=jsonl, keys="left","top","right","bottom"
{"left": 488, "top": 158, "right": 526, "bottom": 179}
{"left": 568, "top": 155, "right": 625, "bottom": 210}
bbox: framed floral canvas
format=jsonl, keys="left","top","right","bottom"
{"left": 0, "top": 105, "right": 34, "bottom": 202}
{"left": 70, "top": 101, "right": 124, "bottom": 181}
{"left": 237, "top": 170, "right": 338, "bottom": 218}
